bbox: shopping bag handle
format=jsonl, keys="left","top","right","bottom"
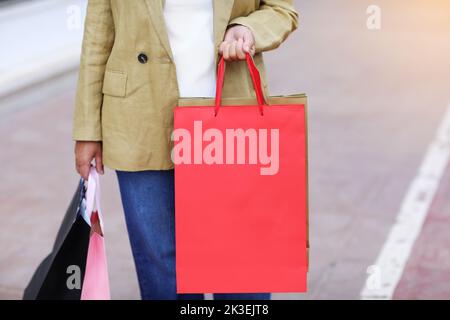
{"left": 215, "top": 53, "right": 267, "bottom": 116}
{"left": 82, "top": 166, "right": 104, "bottom": 232}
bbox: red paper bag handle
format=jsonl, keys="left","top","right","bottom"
{"left": 215, "top": 53, "right": 267, "bottom": 116}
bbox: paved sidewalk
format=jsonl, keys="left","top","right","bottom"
{"left": 0, "top": 0, "right": 450, "bottom": 299}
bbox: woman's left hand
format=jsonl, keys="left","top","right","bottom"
{"left": 219, "top": 25, "right": 256, "bottom": 61}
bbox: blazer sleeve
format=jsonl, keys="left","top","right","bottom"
{"left": 228, "top": 0, "right": 298, "bottom": 53}
{"left": 72, "top": 0, "right": 115, "bottom": 141}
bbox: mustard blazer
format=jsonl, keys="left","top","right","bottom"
{"left": 73, "top": 0, "right": 298, "bottom": 171}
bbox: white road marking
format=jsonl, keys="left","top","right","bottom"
{"left": 360, "top": 102, "right": 450, "bottom": 300}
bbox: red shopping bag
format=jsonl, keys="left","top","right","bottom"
{"left": 174, "top": 54, "right": 308, "bottom": 293}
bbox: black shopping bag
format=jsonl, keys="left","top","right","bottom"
{"left": 23, "top": 179, "right": 91, "bottom": 300}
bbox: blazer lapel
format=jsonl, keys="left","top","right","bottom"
{"left": 213, "top": 0, "right": 234, "bottom": 65}
{"left": 144, "top": 0, "right": 174, "bottom": 61}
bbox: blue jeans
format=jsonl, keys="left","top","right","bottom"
{"left": 116, "top": 169, "right": 270, "bottom": 300}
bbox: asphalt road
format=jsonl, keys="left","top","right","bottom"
{"left": 0, "top": 0, "right": 449, "bottom": 299}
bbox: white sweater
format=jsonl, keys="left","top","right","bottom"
{"left": 163, "top": 0, "right": 216, "bottom": 98}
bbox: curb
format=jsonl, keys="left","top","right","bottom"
{"left": 0, "top": 48, "right": 80, "bottom": 98}
{"left": 0, "top": 0, "right": 85, "bottom": 98}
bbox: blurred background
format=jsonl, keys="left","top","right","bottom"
{"left": 1, "top": 0, "right": 450, "bottom": 299}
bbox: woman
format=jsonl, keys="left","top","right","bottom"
{"left": 73, "top": 0, "right": 298, "bottom": 300}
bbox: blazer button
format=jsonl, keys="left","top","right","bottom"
{"left": 138, "top": 53, "right": 148, "bottom": 64}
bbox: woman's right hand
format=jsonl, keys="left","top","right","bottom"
{"left": 75, "top": 141, "right": 104, "bottom": 180}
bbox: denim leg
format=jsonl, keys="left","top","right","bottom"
{"left": 213, "top": 293, "right": 271, "bottom": 300}
{"left": 116, "top": 169, "right": 203, "bottom": 300}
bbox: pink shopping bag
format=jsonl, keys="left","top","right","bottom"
{"left": 81, "top": 167, "right": 110, "bottom": 300}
